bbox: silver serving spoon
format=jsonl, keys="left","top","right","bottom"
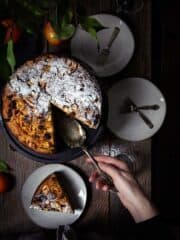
{"left": 58, "top": 113, "right": 118, "bottom": 193}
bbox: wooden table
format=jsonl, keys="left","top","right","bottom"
{"left": 0, "top": 0, "right": 151, "bottom": 235}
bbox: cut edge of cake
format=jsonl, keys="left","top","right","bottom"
{"left": 30, "top": 173, "right": 73, "bottom": 214}
{"left": 2, "top": 86, "right": 56, "bottom": 154}
{"left": 2, "top": 55, "right": 102, "bottom": 154}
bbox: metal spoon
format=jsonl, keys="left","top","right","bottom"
{"left": 58, "top": 113, "right": 118, "bottom": 193}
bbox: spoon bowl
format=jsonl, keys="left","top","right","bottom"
{"left": 58, "top": 113, "right": 117, "bottom": 193}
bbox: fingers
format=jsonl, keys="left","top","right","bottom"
{"left": 89, "top": 162, "right": 121, "bottom": 186}
{"left": 86, "top": 155, "right": 129, "bottom": 172}
{"left": 95, "top": 179, "right": 109, "bottom": 191}
{"left": 88, "top": 162, "right": 120, "bottom": 182}
{"left": 102, "top": 184, "right": 109, "bottom": 191}
{"left": 87, "top": 156, "right": 132, "bottom": 193}
{"left": 98, "top": 162, "right": 120, "bottom": 180}
{"left": 89, "top": 171, "right": 99, "bottom": 183}
{"left": 89, "top": 171, "right": 110, "bottom": 192}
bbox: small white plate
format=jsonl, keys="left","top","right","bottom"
{"left": 71, "top": 14, "right": 135, "bottom": 77}
{"left": 21, "top": 164, "right": 87, "bottom": 229}
{"left": 107, "top": 78, "right": 166, "bottom": 141}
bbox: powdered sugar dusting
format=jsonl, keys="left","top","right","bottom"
{"left": 7, "top": 55, "right": 102, "bottom": 128}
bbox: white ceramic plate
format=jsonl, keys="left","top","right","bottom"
{"left": 71, "top": 14, "right": 135, "bottom": 77}
{"left": 21, "top": 164, "right": 87, "bottom": 229}
{"left": 107, "top": 78, "right": 166, "bottom": 141}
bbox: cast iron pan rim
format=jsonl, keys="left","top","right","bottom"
{"left": 0, "top": 54, "right": 108, "bottom": 163}
{"left": 0, "top": 93, "right": 107, "bottom": 163}
{"left": 1, "top": 116, "right": 104, "bottom": 163}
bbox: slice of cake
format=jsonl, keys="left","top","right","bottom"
{"left": 30, "top": 173, "right": 73, "bottom": 213}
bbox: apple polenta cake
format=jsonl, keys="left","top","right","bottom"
{"left": 2, "top": 55, "right": 102, "bottom": 154}
{"left": 30, "top": 173, "right": 73, "bottom": 213}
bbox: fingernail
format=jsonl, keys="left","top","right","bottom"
{"left": 96, "top": 184, "right": 99, "bottom": 190}
{"left": 89, "top": 177, "right": 92, "bottom": 182}
{"left": 102, "top": 185, "right": 108, "bottom": 191}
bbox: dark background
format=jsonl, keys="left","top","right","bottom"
{"left": 0, "top": 0, "right": 180, "bottom": 237}
{"left": 152, "top": 0, "right": 180, "bottom": 235}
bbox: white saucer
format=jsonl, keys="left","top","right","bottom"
{"left": 71, "top": 14, "right": 135, "bottom": 77}
{"left": 21, "top": 164, "right": 87, "bottom": 229}
{"left": 107, "top": 78, "right": 166, "bottom": 141}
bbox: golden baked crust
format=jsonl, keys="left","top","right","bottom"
{"left": 2, "top": 87, "right": 55, "bottom": 154}
{"left": 30, "top": 173, "right": 73, "bottom": 213}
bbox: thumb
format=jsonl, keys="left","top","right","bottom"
{"left": 99, "top": 162, "right": 120, "bottom": 182}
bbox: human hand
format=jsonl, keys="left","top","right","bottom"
{"left": 88, "top": 155, "right": 158, "bottom": 223}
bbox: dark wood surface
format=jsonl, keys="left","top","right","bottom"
{"left": 0, "top": 0, "right": 152, "bottom": 235}
{"left": 151, "top": 0, "right": 180, "bottom": 222}
{"left": 150, "top": 1, "right": 180, "bottom": 238}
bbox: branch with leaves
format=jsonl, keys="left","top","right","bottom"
{"left": 0, "top": 0, "right": 106, "bottom": 81}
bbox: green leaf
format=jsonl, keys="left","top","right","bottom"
{"left": 59, "top": 24, "right": 75, "bottom": 40}
{"left": 0, "top": 160, "right": 9, "bottom": 173}
{"left": 61, "top": 9, "right": 73, "bottom": 27}
{"left": 86, "top": 27, "right": 97, "bottom": 39}
{"left": 80, "top": 17, "right": 105, "bottom": 31}
{"left": 50, "top": 8, "right": 75, "bottom": 41}
{"left": 80, "top": 17, "right": 106, "bottom": 40}
{"left": 6, "top": 39, "right": 16, "bottom": 73}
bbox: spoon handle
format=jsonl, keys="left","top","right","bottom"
{"left": 138, "top": 110, "right": 154, "bottom": 129}
{"left": 82, "top": 147, "right": 118, "bottom": 193}
{"left": 137, "top": 104, "right": 160, "bottom": 110}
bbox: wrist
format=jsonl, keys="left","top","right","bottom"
{"left": 127, "top": 195, "right": 159, "bottom": 223}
